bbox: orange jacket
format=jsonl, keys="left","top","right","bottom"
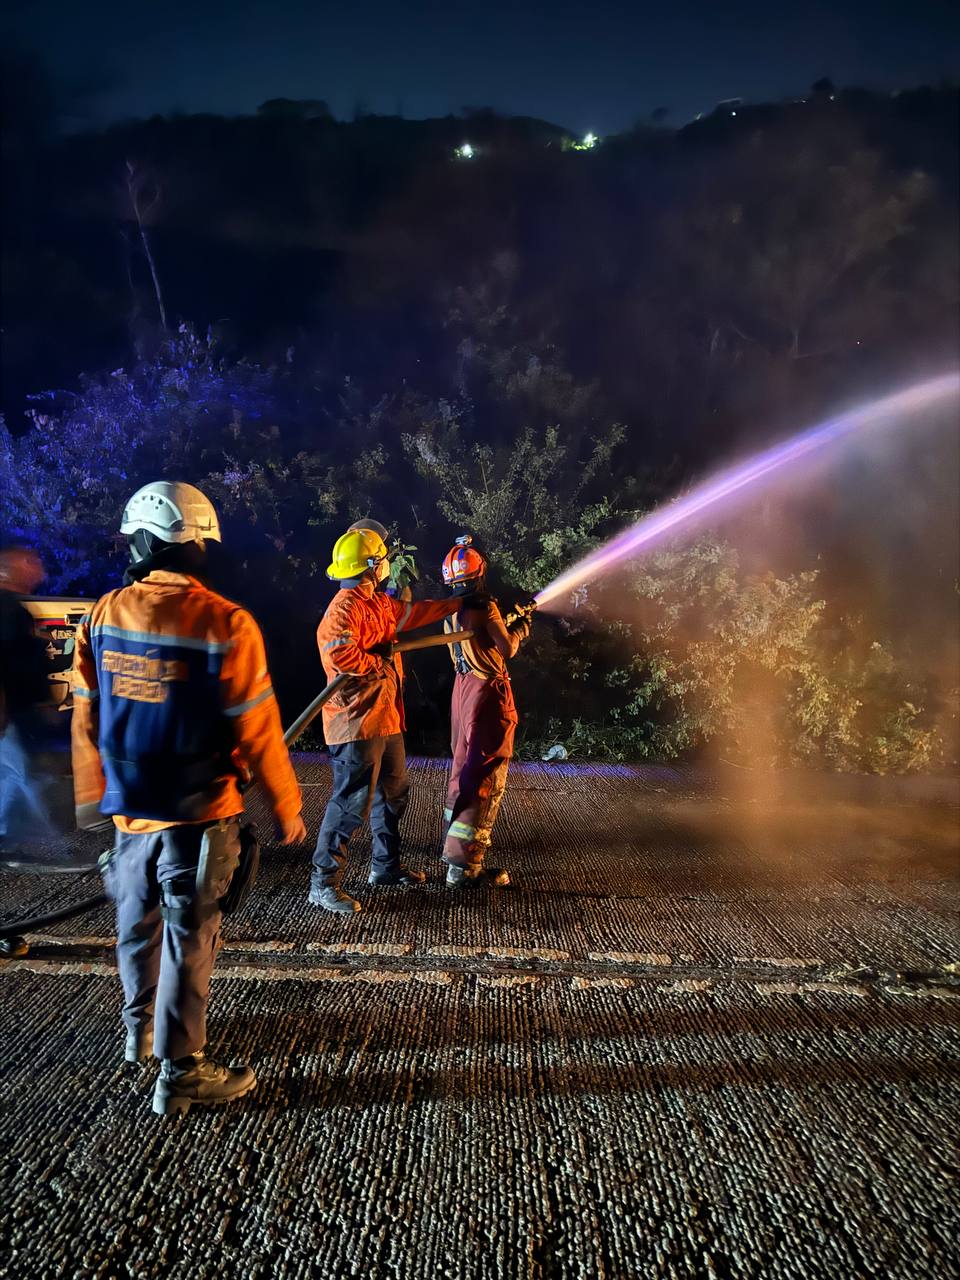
{"left": 72, "top": 571, "right": 302, "bottom": 832}
{"left": 317, "top": 580, "right": 459, "bottom": 743}
{"left": 444, "top": 598, "right": 522, "bottom": 681}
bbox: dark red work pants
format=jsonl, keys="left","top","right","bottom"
{"left": 443, "top": 673, "right": 517, "bottom": 867}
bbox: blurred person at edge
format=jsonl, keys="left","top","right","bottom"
{"left": 71, "top": 482, "right": 306, "bottom": 1116}
{"left": 0, "top": 547, "right": 57, "bottom": 855}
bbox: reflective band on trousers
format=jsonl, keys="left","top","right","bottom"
{"left": 447, "top": 820, "right": 477, "bottom": 841}
{"left": 446, "top": 822, "right": 492, "bottom": 848}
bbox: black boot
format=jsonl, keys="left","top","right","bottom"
{"left": 445, "top": 864, "right": 511, "bottom": 889}
{"left": 368, "top": 865, "right": 426, "bottom": 887}
{"left": 309, "top": 884, "right": 361, "bottom": 914}
{"left": 152, "top": 1052, "right": 256, "bottom": 1116}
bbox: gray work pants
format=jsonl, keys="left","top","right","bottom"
{"left": 311, "top": 734, "right": 410, "bottom": 889}
{"left": 102, "top": 821, "right": 240, "bottom": 1060}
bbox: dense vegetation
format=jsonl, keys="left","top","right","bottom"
{"left": 3, "top": 56, "right": 957, "bottom": 768}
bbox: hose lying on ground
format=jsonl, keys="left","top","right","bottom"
{"left": 0, "top": 884, "right": 107, "bottom": 937}
{"left": 0, "top": 629, "right": 475, "bottom": 946}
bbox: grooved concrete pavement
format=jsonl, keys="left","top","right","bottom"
{"left": 1, "top": 758, "right": 958, "bottom": 1279}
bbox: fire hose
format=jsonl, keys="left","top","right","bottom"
{"left": 0, "top": 629, "right": 476, "bottom": 952}
{"left": 280, "top": 628, "right": 476, "bottom": 748}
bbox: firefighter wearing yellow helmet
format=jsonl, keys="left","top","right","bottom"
{"left": 310, "top": 524, "right": 459, "bottom": 913}
{"left": 343, "top": 518, "right": 420, "bottom": 601}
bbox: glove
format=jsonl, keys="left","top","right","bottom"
{"left": 368, "top": 640, "right": 398, "bottom": 660}
{"left": 508, "top": 616, "right": 532, "bottom": 643}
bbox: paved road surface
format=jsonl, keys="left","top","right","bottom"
{"left": 1, "top": 759, "right": 958, "bottom": 1279}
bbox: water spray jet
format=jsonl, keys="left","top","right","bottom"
{"left": 533, "top": 374, "right": 960, "bottom": 612}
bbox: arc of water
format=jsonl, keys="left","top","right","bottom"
{"left": 535, "top": 373, "right": 960, "bottom": 611}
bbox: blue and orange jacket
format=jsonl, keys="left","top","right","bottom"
{"left": 317, "top": 579, "right": 459, "bottom": 744}
{"left": 71, "top": 571, "right": 302, "bottom": 831}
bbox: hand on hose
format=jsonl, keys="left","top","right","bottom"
{"left": 276, "top": 814, "right": 307, "bottom": 845}
{"left": 508, "top": 615, "right": 532, "bottom": 643}
{"left": 368, "top": 639, "right": 398, "bottom": 661}
{"left": 507, "top": 597, "right": 536, "bottom": 640}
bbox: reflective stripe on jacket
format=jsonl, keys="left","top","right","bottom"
{"left": 71, "top": 571, "right": 301, "bottom": 829}
{"left": 317, "top": 579, "right": 459, "bottom": 744}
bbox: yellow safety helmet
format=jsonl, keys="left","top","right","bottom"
{"left": 327, "top": 528, "right": 389, "bottom": 581}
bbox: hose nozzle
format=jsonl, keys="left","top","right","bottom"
{"left": 505, "top": 597, "right": 538, "bottom": 628}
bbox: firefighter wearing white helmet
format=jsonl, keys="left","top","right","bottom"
{"left": 309, "top": 525, "right": 460, "bottom": 914}
{"left": 71, "top": 480, "right": 305, "bottom": 1115}
{"left": 120, "top": 480, "right": 221, "bottom": 569}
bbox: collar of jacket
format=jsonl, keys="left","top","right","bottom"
{"left": 138, "top": 570, "right": 197, "bottom": 588}
{"left": 340, "top": 578, "right": 376, "bottom": 599}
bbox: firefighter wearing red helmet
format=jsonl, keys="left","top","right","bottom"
{"left": 439, "top": 535, "right": 533, "bottom": 887}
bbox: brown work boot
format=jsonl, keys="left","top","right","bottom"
{"left": 368, "top": 865, "right": 426, "bottom": 887}
{"left": 152, "top": 1052, "right": 256, "bottom": 1116}
{"left": 445, "top": 863, "right": 511, "bottom": 889}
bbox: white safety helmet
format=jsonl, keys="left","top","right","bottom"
{"left": 120, "top": 481, "right": 221, "bottom": 546}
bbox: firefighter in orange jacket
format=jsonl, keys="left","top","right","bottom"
{"left": 309, "top": 526, "right": 460, "bottom": 913}
{"left": 440, "top": 536, "right": 532, "bottom": 888}
{"left": 72, "top": 481, "right": 305, "bottom": 1115}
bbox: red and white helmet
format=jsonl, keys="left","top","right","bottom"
{"left": 441, "top": 534, "right": 487, "bottom": 585}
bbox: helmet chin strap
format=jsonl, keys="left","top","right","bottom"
{"left": 129, "top": 529, "right": 162, "bottom": 564}
{"left": 124, "top": 534, "right": 207, "bottom": 583}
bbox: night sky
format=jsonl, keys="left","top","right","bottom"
{"left": 8, "top": 0, "right": 960, "bottom": 133}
